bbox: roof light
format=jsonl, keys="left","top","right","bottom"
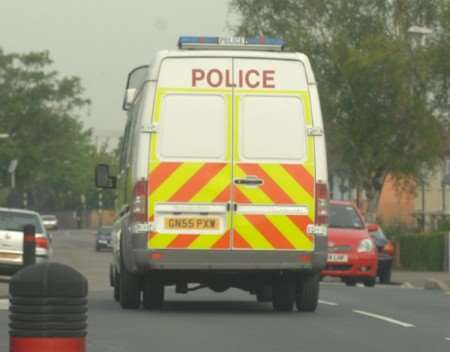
{"left": 178, "top": 36, "right": 285, "bottom": 51}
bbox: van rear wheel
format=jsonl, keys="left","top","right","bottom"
{"left": 119, "top": 259, "right": 141, "bottom": 309}
{"left": 143, "top": 277, "right": 165, "bottom": 310}
{"left": 295, "top": 273, "right": 320, "bottom": 312}
{"left": 272, "top": 274, "right": 295, "bottom": 312}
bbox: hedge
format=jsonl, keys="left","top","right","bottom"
{"left": 398, "top": 233, "right": 445, "bottom": 271}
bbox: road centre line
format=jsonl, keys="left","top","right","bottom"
{"left": 318, "top": 300, "right": 338, "bottom": 306}
{"left": 353, "top": 310, "right": 415, "bottom": 328}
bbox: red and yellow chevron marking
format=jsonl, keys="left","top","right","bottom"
{"left": 147, "top": 161, "right": 315, "bottom": 251}
{"left": 233, "top": 165, "right": 315, "bottom": 251}
{"left": 146, "top": 89, "right": 316, "bottom": 251}
{"left": 148, "top": 161, "right": 232, "bottom": 250}
{"left": 235, "top": 163, "right": 314, "bottom": 204}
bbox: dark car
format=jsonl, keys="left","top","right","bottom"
{"left": 368, "top": 224, "right": 394, "bottom": 284}
{"left": 95, "top": 227, "right": 112, "bottom": 251}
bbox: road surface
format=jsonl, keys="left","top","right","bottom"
{"left": 0, "top": 229, "right": 449, "bottom": 351}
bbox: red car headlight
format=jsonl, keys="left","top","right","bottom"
{"left": 357, "top": 238, "right": 375, "bottom": 253}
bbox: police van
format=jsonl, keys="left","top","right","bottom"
{"left": 96, "top": 36, "right": 328, "bottom": 312}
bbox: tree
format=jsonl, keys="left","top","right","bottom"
{"left": 230, "top": 0, "right": 450, "bottom": 219}
{"left": 0, "top": 49, "right": 112, "bottom": 211}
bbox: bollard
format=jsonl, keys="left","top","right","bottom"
{"left": 22, "top": 225, "right": 36, "bottom": 267}
{"left": 9, "top": 262, "right": 88, "bottom": 352}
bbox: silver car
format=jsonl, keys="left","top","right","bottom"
{"left": 0, "top": 208, "right": 52, "bottom": 275}
{"left": 41, "top": 214, "right": 59, "bottom": 230}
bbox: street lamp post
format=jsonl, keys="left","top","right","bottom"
{"left": 8, "top": 160, "right": 18, "bottom": 190}
{"left": 407, "top": 26, "right": 434, "bottom": 230}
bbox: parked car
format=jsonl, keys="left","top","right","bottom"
{"left": 368, "top": 223, "right": 394, "bottom": 284}
{"left": 321, "top": 200, "right": 378, "bottom": 287}
{"left": 41, "top": 214, "right": 58, "bottom": 230}
{"left": 0, "top": 208, "right": 52, "bottom": 275}
{"left": 95, "top": 227, "right": 112, "bottom": 251}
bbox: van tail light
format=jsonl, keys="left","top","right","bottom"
{"left": 131, "top": 180, "right": 148, "bottom": 222}
{"left": 383, "top": 241, "right": 395, "bottom": 257}
{"left": 315, "top": 181, "right": 329, "bottom": 225}
{"left": 35, "top": 236, "right": 49, "bottom": 249}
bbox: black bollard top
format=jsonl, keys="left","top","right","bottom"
{"left": 10, "top": 262, "right": 88, "bottom": 298}
{"left": 23, "top": 224, "right": 35, "bottom": 235}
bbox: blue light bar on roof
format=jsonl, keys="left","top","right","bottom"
{"left": 178, "top": 36, "right": 285, "bottom": 51}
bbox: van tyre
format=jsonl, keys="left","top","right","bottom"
{"left": 256, "top": 286, "right": 272, "bottom": 303}
{"left": 295, "top": 273, "right": 320, "bottom": 312}
{"left": 143, "top": 277, "right": 164, "bottom": 310}
{"left": 272, "top": 274, "right": 295, "bottom": 312}
{"left": 119, "top": 258, "right": 141, "bottom": 309}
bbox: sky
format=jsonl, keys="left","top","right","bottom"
{"left": 0, "top": 0, "right": 233, "bottom": 147}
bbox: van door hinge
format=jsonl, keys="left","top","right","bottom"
{"left": 307, "top": 127, "right": 323, "bottom": 136}
{"left": 141, "top": 124, "right": 158, "bottom": 134}
{"left": 226, "top": 203, "right": 237, "bottom": 212}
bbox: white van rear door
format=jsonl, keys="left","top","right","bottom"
{"left": 148, "top": 58, "right": 233, "bottom": 250}
{"left": 231, "top": 58, "right": 316, "bottom": 251}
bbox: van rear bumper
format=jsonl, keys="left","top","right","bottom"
{"left": 137, "top": 249, "right": 326, "bottom": 271}
{"left": 125, "top": 234, "right": 327, "bottom": 272}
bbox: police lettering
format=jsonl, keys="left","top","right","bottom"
{"left": 192, "top": 69, "right": 275, "bottom": 88}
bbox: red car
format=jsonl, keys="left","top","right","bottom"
{"left": 321, "top": 200, "right": 378, "bottom": 287}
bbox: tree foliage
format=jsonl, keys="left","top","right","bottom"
{"left": 0, "top": 49, "right": 115, "bottom": 211}
{"left": 230, "top": 0, "right": 450, "bottom": 216}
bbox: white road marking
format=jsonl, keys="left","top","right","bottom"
{"left": 0, "top": 299, "right": 9, "bottom": 310}
{"left": 445, "top": 337, "right": 450, "bottom": 341}
{"left": 318, "top": 300, "right": 338, "bottom": 306}
{"left": 353, "top": 310, "right": 415, "bottom": 328}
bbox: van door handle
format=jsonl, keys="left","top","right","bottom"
{"left": 234, "top": 176, "right": 263, "bottom": 187}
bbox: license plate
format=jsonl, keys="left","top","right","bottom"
{"left": 164, "top": 217, "right": 220, "bottom": 231}
{"left": 327, "top": 254, "right": 348, "bottom": 263}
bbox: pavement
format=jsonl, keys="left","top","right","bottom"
{"left": 392, "top": 270, "right": 450, "bottom": 291}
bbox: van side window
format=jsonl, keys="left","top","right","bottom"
{"left": 119, "top": 117, "right": 132, "bottom": 172}
{"left": 126, "top": 103, "right": 139, "bottom": 166}
{"left": 157, "top": 94, "right": 227, "bottom": 161}
{"left": 239, "top": 95, "right": 307, "bottom": 162}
